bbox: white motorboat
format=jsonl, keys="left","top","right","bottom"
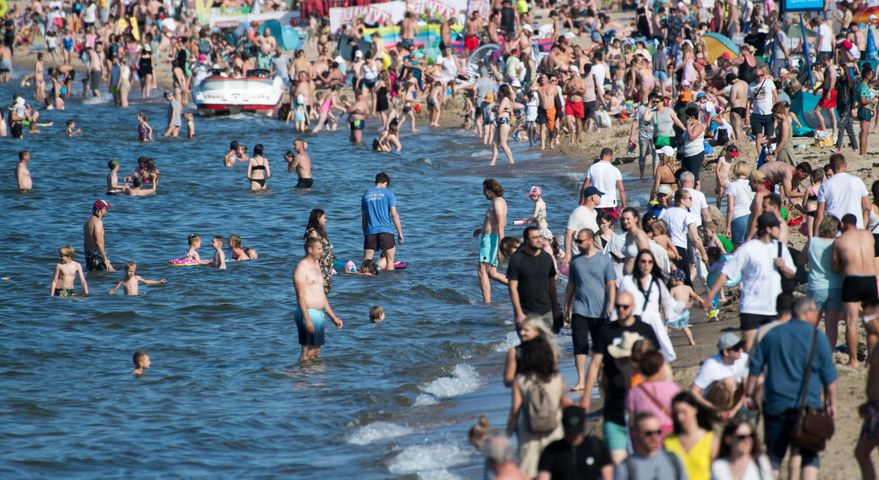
{"left": 192, "top": 70, "right": 285, "bottom": 116}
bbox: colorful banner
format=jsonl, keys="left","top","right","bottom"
{"left": 329, "top": 2, "right": 407, "bottom": 33}
{"left": 208, "top": 11, "right": 290, "bottom": 29}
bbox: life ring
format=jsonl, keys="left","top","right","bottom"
{"left": 167, "top": 258, "right": 201, "bottom": 266}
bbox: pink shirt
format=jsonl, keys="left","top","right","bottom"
{"left": 625, "top": 380, "right": 681, "bottom": 434}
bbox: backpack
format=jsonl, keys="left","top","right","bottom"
{"left": 525, "top": 379, "right": 558, "bottom": 433}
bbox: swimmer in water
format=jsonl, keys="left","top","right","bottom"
{"left": 108, "top": 261, "right": 166, "bottom": 296}
{"left": 137, "top": 111, "right": 154, "bottom": 142}
{"left": 132, "top": 351, "right": 150, "bottom": 376}
{"left": 294, "top": 237, "right": 344, "bottom": 361}
{"left": 66, "top": 119, "right": 81, "bottom": 137}
{"left": 106, "top": 160, "right": 124, "bottom": 194}
{"left": 286, "top": 139, "right": 312, "bottom": 188}
{"left": 225, "top": 140, "right": 241, "bottom": 167}
{"left": 50, "top": 245, "right": 89, "bottom": 297}
{"left": 183, "top": 234, "right": 211, "bottom": 264}
{"left": 210, "top": 236, "right": 227, "bottom": 269}
{"left": 228, "top": 234, "right": 257, "bottom": 261}
{"left": 16, "top": 150, "right": 32, "bottom": 192}
{"left": 373, "top": 118, "right": 402, "bottom": 152}
{"left": 370, "top": 305, "right": 385, "bottom": 323}
{"left": 246, "top": 144, "right": 270, "bottom": 192}
{"left": 122, "top": 176, "right": 157, "bottom": 196}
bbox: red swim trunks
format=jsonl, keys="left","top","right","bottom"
{"left": 464, "top": 34, "right": 479, "bottom": 52}
{"left": 564, "top": 101, "right": 585, "bottom": 119}
{"left": 818, "top": 89, "right": 837, "bottom": 109}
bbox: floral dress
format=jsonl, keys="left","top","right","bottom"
{"left": 307, "top": 228, "right": 334, "bottom": 293}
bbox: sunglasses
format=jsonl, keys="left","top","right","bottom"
{"left": 733, "top": 433, "right": 754, "bottom": 441}
{"left": 641, "top": 429, "right": 662, "bottom": 437}
{"left": 577, "top": 238, "right": 591, "bottom": 244}
{"left": 615, "top": 304, "right": 633, "bottom": 309}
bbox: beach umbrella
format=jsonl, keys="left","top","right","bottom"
{"left": 703, "top": 33, "right": 739, "bottom": 63}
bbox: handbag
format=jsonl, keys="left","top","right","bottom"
{"left": 791, "top": 322, "right": 834, "bottom": 452}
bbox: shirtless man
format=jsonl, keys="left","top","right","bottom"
{"left": 537, "top": 75, "right": 557, "bottom": 150}
{"left": 833, "top": 214, "right": 879, "bottom": 368}
{"left": 16, "top": 150, "right": 31, "bottom": 192}
{"left": 347, "top": 91, "right": 369, "bottom": 144}
{"left": 758, "top": 160, "right": 810, "bottom": 201}
{"left": 637, "top": 57, "right": 657, "bottom": 105}
{"left": 464, "top": 12, "right": 483, "bottom": 54}
{"left": 727, "top": 73, "right": 749, "bottom": 141}
{"left": 401, "top": 11, "right": 418, "bottom": 51}
{"left": 86, "top": 45, "right": 102, "bottom": 97}
{"left": 293, "top": 237, "right": 343, "bottom": 361}
{"left": 122, "top": 177, "right": 157, "bottom": 196}
{"left": 287, "top": 138, "right": 312, "bottom": 188}
{"left": 84, "top": 199, "right": 114, "bottom": 272}
{"left": 0, "top": 44, "right": 11, "bottom": 83}
{"left": 748, "top": 193, "right": 789, "bottom": 244}
{"left": 744, "top": 170, "right": 772, "bottom": 245}
{"left": 474, "top": 178, "right": 509, "bottom": 304}
{"left": 290, "top": 50, "right": 314, "bottom": 81}
{"left": 815, "top": 55, "right": 838, "bottom": 137}
{"left": 256, "top": 29, "right": 276, "bottom": 57}
{"left": 108, "top": 261, "right": 166, "bottom": 296}
{"left": 440, "top": 18, "right": 455, "bottom": 49}
{"left": 563, "top": 66, "right": 586, "bottom": 144}
{"left": 106, "top": 160, "right": 124, "bottom": 194}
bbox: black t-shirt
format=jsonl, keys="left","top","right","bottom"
{"left": 500, "top": 7, "right": 516, "bottom": 34}
{"left": 591, "top": 319, "right": 660, "bottom": 425}
{"left": 538, "top": 437, "right": 613, "bottom": 480}
{"left": 507, "top": 249, "right": 556, "bottom": 315}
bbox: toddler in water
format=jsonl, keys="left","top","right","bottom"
{"left": 49, "top": 245, "right": 89, "bottom": 297}
{"left": 184, "top": 234, "right": 210, "bottom": 264}
{"left": 109, "top": 261, "right": 166, "bottom": 296}
{"left": 210, "top": 236, "right": 227, "bottom": 269}
{"left": 370, "top": 305, "right": 385, "bottom": 323}
{"left": 132, "top": 351, "right": 150, "bottom": 376}
{"left": 666, "top": 269, "right": 703, "bottom": 346}
{"left": 137, "top": 112, "right": 153, "bottom": 142}
{"left": 66, "top": 119, "right": 81, "bottom": 137}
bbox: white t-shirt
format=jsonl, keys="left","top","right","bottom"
{"left": 722, "top": 239, "right": 796, "bottom": 315}
{"left": 566, "top": 205, "right": 599, "bottom": 234}
{"left": 817, "top": 172, "right": 869, "bottom": 229}
{"left": 659, "top": 206, "right": 697, "bottom": 248}
{"left": 749, "top": 79, "right": 776, "bottom": 115}
{"left": 83, "top": 3, "right": 97, "bottom": 23}
{"left": 726, "top": 178, "right": 754, "bottom": 220}
{"left": 685, "top": 187, "right": 708, "bottom": 227}
{"left": 591, "top": 63, "right": 609, "bottom": 90}
{"left": 586, "top": 161, "right": 623, "bottom": 209}
{"left": 693, "top": 352, "right": 750, "bottom": 390}
{"left": 817, "top": 23, "right": 833, "bottom": 52}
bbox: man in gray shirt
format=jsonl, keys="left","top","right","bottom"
{"left": 614, "top": 412, "right": 687, "bottom": 480}
{"left": 564, "top": 228, "right": 616, "bottom": 393}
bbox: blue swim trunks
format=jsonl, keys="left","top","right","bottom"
{"left": 479, "top": 233, "right": 499, "bottom": 267}
{"left": 294, "top": 308, "right": 327, "bottom": 346}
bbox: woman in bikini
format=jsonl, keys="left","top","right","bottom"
{"left": 650, "top": 146, "right": 679, "bottom": 202}
{"left": 490, "top": 84, "right": 517, "bottom": 166}
{"left": 311, "top": 85, "right": 341, "bottom": 133}
{"left": 246, "top": 144, "right": 270, "bottom": 192}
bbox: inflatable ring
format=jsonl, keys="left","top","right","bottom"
{"left": 167, "top": 258, "right": 201, "bottom": 266}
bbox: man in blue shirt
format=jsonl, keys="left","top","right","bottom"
{"left": 361, "top": 172, "right": 404, "bottom": 271}
{"left": 744, "top": 297, "right": 838, "bottom": 480}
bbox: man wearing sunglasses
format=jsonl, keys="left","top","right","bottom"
{"left": 580, "top": 291, "right": 659, "bottom": 464}
{"left": 614, "top": 412, "right": 686, "bottom": 480}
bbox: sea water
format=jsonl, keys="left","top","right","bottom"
{"left": 0, "top": 84, "right": 653, "bottom": 477}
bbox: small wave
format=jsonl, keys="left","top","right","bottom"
{"left": 417, "top": 364, "right": 480, "bottom": 405}
{"left": 347, "top": 422, "right": 414, "bottom": 445}
{"left": 388, "top": 444, "right": 467, "bottom": 477}
{"left": 493, "top": 331, "right": 521, "bottom": 352}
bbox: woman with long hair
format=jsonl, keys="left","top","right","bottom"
{"left": 725, "top": 160, "right": 755, "bottom": 248}
{"left": 625, "top": 349, "right": 681, "bottom": 438}
{"left": 663, "top": 391, "right": 719, "bottom": 480}
{"left": 804, "top": 216, "right": 843, "bottom": 351}
{"left": 503, "top": 318, "right": 556, "bottom": 387}
{"left": 505, "top": 336, "right": 568, "bottom": 478}
{"left": 619, "top": 249, "right": 677, "bottom": 362}
{"left": 613, "top": 207, "right": 651, "bottom": 275}
{"left": 857, "top": 66, "right": 876, "bottom": 157}
{"left": 490, "top": 84, "right": 516, "bottom": 166}
{"left": 710, "top": 419, "right": 772, "bottom": 479}
{"left": 304, "top": 208, "right": 335, "bottom": 293}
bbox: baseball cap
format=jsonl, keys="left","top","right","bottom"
{"left": 354, "top": 50, "right": 364, "bottom": 58}
{"left": 757, "top": 212, "right": 781, "bottom": 229}
{"left": 93, "top": 199, "right": 112, "bottom": 212}
{"left": 561, "top": 406, "right": 587, "bottom": 435}
{"left": 582, "top": 186, "right": 604, "bottom": 198}
{"left": 657, "top": 145, "right": 676, "bottom": 157}
{"left": 717, "top": 332, "right": 744, "bottom": 350}
{"left": 671, "top": 269, "right": 687, "bottom": 281}
{"left": 657, "top": 184, "right": 674, "bottom": 196}
{"left": 527, "top": 186, "right": 542, "bottom": 197}
{"left": 727, "top": 145, "right": 740, "bottom": 157}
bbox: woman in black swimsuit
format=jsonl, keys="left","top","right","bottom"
{"left": 246, "top": 144, "right": 271, "bottom": 191}
{"left": 138, "top": 43, "right": 154, "bottom": 98}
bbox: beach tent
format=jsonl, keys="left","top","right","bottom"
{"left": 703, "top": 33, "right": 739, "bottom": 62}
{"left": 338, "top": 34, "right": 373, "bottom": 61}
{"left": 790, "top": 90, "right": 834, "bottom": 130}
{"left": 258, "top": 19, "right": 301, "bottom": 51}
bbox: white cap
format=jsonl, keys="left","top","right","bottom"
{"left": 569, "top": 65, "right": 579, "bottom": 73}
{"left": 354, "top": 50, "right": 363, "bottom": 58}
{"left": 522, "top": 24, "right": 533, "bottom": 32}
{"left": 657, "top": 146, "right": 676, "bottom": 157}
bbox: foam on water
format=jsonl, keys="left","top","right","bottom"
{"left": 493, "top": 330, "right": 521, "bottom": 352}
{"left": 346, "top": 422, "right": 414, "bottom": 445}
{"left": 387, "top": 443, "right": 468, "bottom": 477}
{"left": 419, "top": 364, "right": 481, "bottom": 401}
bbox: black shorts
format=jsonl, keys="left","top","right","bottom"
{"left": 536, "top": 107, "right": 548, "bottom": 125}
{"left": 841, "top": 275, "right": 879, "bottom": 306}
{"left": 874, "top": 234, "right": 879, "bottom": 257}
{"left": 571, "top": 314, "right": 605, "bottom": 355}
{"left": 740, "top": 313, "right": 775, "bottom": 331}
{"left": 750, "top": 113, "right": 774, "bottom": 138}
{"left": 296, "top": 178, "right": 313, "bottom": 189}
{"left": 583, "top": 100, "right": 597, "bottom": 120}
{"left": 364, "top": 232, "right": 395, "bottom": 251}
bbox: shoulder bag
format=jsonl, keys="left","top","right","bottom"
{"left": 791, "top": 322, "right": 834, "bottom": 451}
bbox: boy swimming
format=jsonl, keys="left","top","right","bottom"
{"left": 49, "top": 245, "right": 89, "bottom": 297}
{"left": 210, "top": 236, "right": 227, "bottom": 269}
{"left": 132, "top": 351, "right": 150, "bottom": 376}
{"left": 108, "top": 261, "right": 166, "bottom": 296}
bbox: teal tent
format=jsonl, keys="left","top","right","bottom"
{"left": 258, "top": 20, "right": 301, "bottom": 51}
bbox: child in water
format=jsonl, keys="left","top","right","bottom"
{"left": 210, "top": 236, "right": 227, "bottom": 269}
{"left": 228, "top": 234, "right": 257, "bottom": 261}
{"left": 109, "top": 261, "right": 166, "bottom": 296}
{"left": 50, "top": 245, "right": 89, "bottom": 297}
{"left": 666, "top": 269, "right": 703, "bottom": 345}
{"left": 370, "top": 305, "right": 385, "bottom": 323}
{"left": 137, "top": 112, "right": 153, "bottom": 142}
{"left": 132, "top": 351, "right": 150, "bottom": 376}
{"left": 183, "top": 112, "right": 195, "bottom": 138}
{"left": 184, "top": 234, "right": 211, "bottom": 265}
{"left": 373, "top": 118, "right": 402, "bottom": 152}
{"left": 66, "top": 119, "right": 81, "bottom": 137}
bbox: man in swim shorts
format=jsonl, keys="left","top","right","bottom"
{"left": 833, "top": 214, "right": 879, "bottom": 368}
{"left": 294, "top": 238, "right": 343, "bottom": 361}
{"left": 286, "top": 139, "right": 312, "bottom": 189}
{"left": 475, "top": 178, "right": 508, "bottom": 304}
{"left": 347, "top": 91, "right": 368, "bottom": 144}
{"left": 538, "top": 75, "right": 558, "bottom": 150}
{"left": 83, "top": 199, "right": 114, "bottom": 272}
{"left": 361, "top": 172, "right": 404, "bottom": 271}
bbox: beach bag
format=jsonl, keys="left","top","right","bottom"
{"left": 597, "top": 110, "right": 612, "bottom": 128}
{"left": 792, "top": 322, "right": 835, "bottom": 452}
{"left": 525, "top": 380, "right": 558, "bottom": 433}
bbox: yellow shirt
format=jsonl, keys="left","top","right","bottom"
{"left": 663, "top": 432, "right": 714, "bottom": 480}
